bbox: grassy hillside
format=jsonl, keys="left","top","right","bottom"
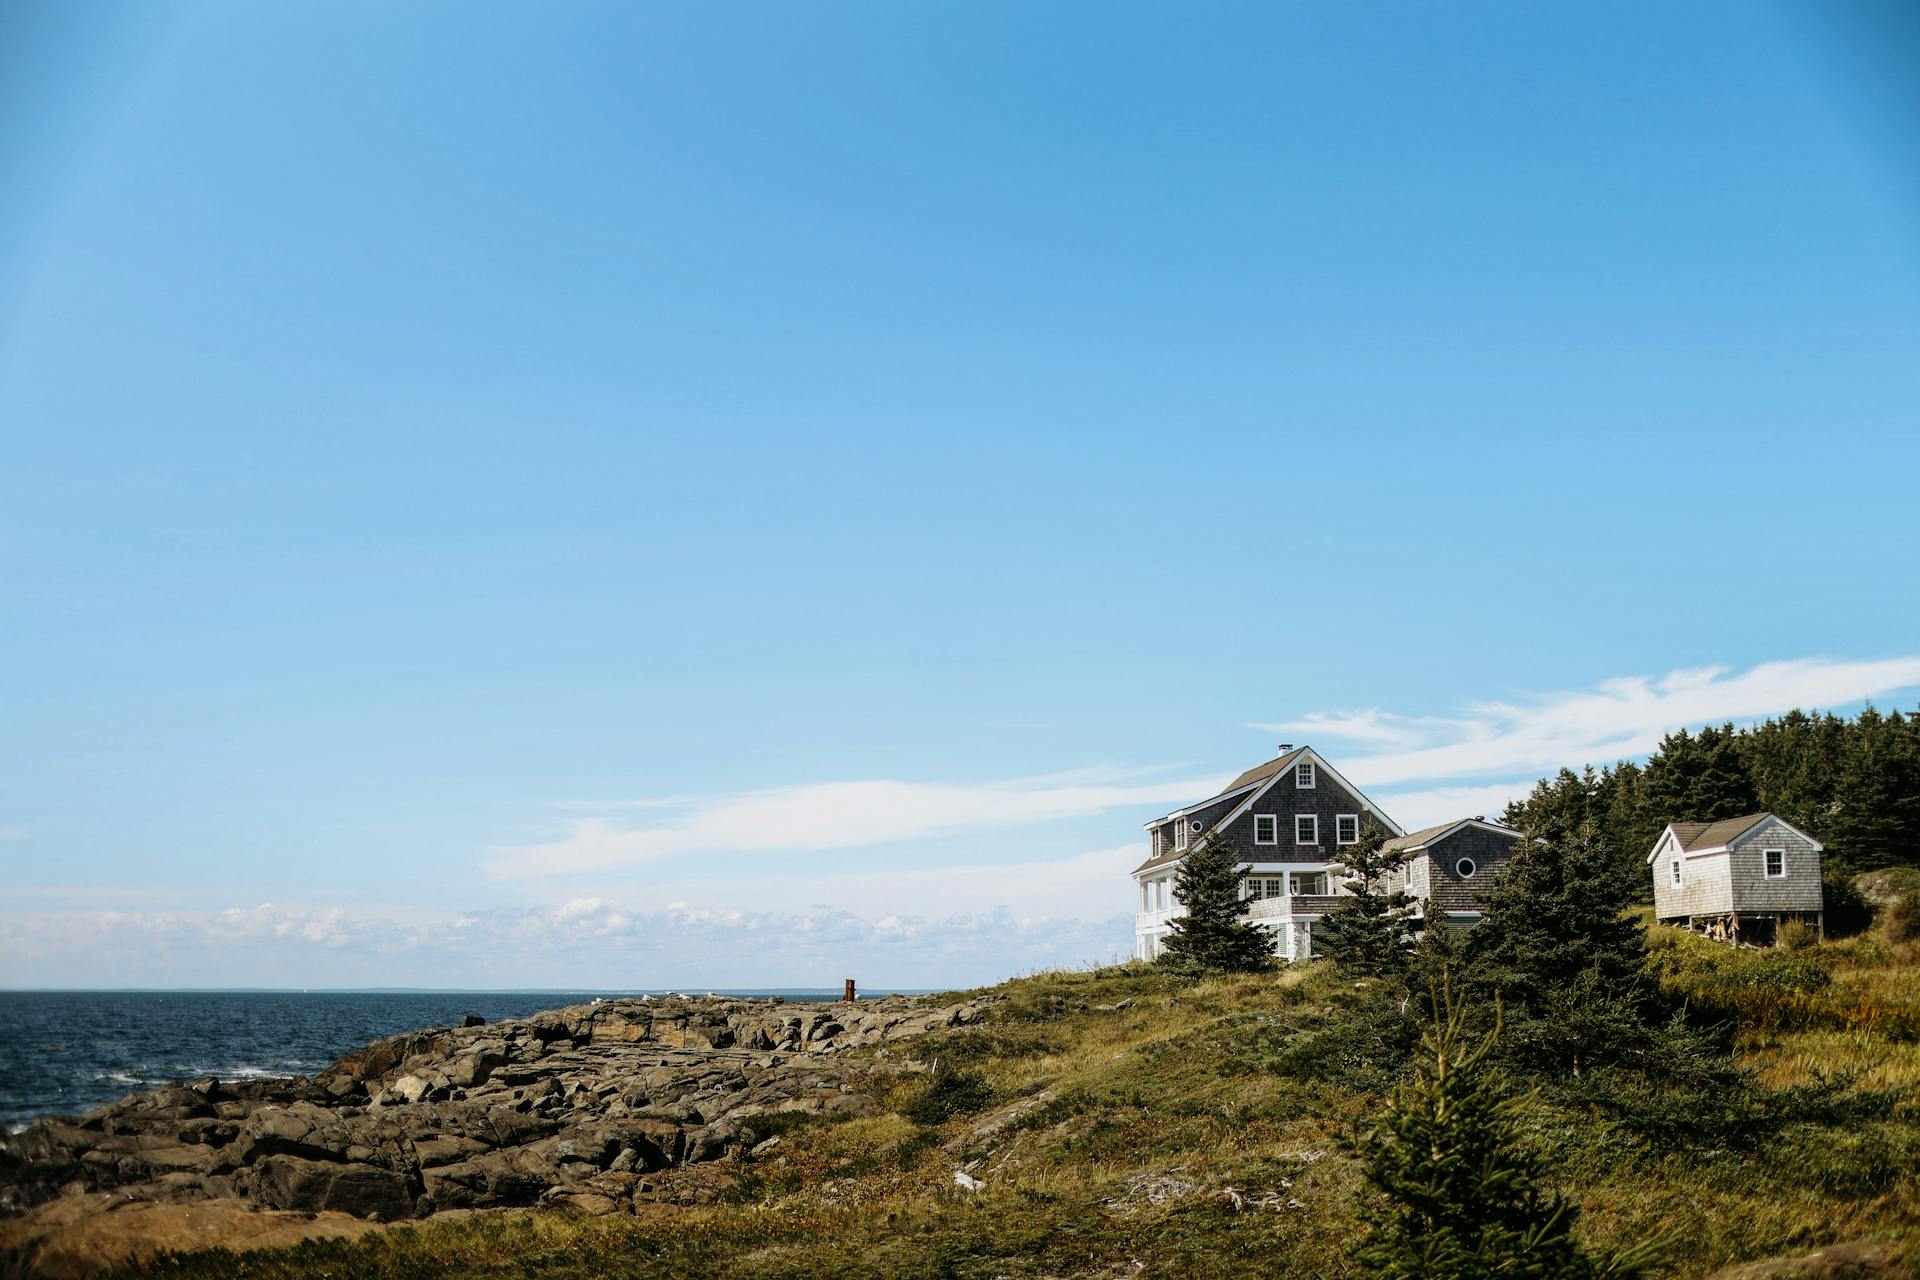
{"left": 114, "top": 895, "right": 1920, "bottom": 1280}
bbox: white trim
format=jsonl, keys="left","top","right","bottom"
{"left": 1763, "top": 847, "right": 1787, "bottom": 879}
{"left": 1335, "top": 813, "right": 1360, "bottom": 845}
{"left": 1295, "top": 761, "right": 1316, "bottom": 789}
{"left": 1455, "top": 857, "right": 1477, "bottom": 879}
{"left": 1389, "top": 817, "right": 1524, "bottom": 853}
{"left": 1175, "top": 819, "right": 1188, "bottom": 851}
{"left": 1295, "top": 814, "right": 1318, "bottom": 845}
{"left": 1253, "top": 814, "right": 1278, "bottom": 846}
{"left": 1207, "top": 748, "right": 1407, "bottom": 843}
{"left": 1645, "top": 813, "right": 1823, "bottom": 864}
{"left": 1670, "top": 857, "right": 1682, "bottom": 887}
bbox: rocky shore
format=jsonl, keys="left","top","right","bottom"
{"left": 0, "top": 992, "right": 993, "bottom": 1277}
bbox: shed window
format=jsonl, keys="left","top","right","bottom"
{"left": 1671, "top": 858, "right": 1682, "bottom": 887}
{"left": 1455, "top": 857, "right": 1477, "bottom": 878}
{"left": 1295, "top": 814, "right": 1318, "bottom": 845}
{"left": 1296, "top": 761, "right": 1316, "bottom": 789}
{"left": 1763, "top": 849, "right": 1786, "bottom": 878}
{"left": 1335, "top": 814, "right": 1359, "bottom": 844}
{"left": 1253, "top": 814, "right": 1278, "bottom": 845}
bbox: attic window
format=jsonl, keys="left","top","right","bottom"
{"left": 1253, "top": 814, "right": 1278, "bottom": 845}
{"left": 1455, "top": 858, "right": 1476, "bottom": 879}
{"left": 1335, "top": 814, "right": 1359, "bottom": 845}
{"left": 1296, "top": 761, "right": 1316, "bottom": 789}
{"left": 1764, "top": 849, "right": 1786, "bottom": 878}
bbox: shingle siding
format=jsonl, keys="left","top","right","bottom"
{"left": 1649, "top": 816, "right": 1823, "bottom": 921}
{"left": 1414, "top": 826, "right": 1519, "bottom": 915}
{"left": 1205, "top": 766, "right": 1387, "bottom": 867}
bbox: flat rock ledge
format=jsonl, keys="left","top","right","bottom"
{"left": 0, "top": 993, "right": 993, "bottom": 1278}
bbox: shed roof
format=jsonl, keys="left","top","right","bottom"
{"left": 1668, "top": 812, "right": 1773, "bottom": 852}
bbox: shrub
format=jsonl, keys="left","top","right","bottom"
{"left": 1777, "top": 918, "right": 1818, "bottom": 951}
{"left": 901, "top": 1068, "right": 996, "bottom": 1125}
{"left": 1888, "top": 890, "right": 1920, "bottom": 945}
{"left": 1822, "top": 872, "right": 1875, "bottom": 939}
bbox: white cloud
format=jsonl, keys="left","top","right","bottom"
{"left": 1258, "top": 656, "right": 1920, "bottom": 787}
{"left": 486, "top": 771, "right": 1218, "bottom": 878}
{"left": 0, "top": 828, "right": 24, "bottom": 840}
{"left": 0, "top": 896, "right": 1132, "bottom": 990}
{"left": 638, "top": 843, "right": 1138, "bottom": 923}
{"left": 1368, "top": 782, "right": 1537, "bottom": 831}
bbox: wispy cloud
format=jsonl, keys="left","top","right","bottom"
{"left": 0, "top": 896, "right": 1131, "bottom": 990}
{"left": 0, "top": 828, "right": 24, "bottom": 840}
{"left": 1258, "top": 656, "right": 1920, "bottom": 788}
{"left": 486, "top": 772, "right": 1217, "bottom": 878}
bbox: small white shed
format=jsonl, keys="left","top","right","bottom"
{"left": 1647, "top": 811, "right": 1824, "bottom": 945}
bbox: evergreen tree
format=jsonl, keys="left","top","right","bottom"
{"left": 1351, "top": 984, "right": 1647, "bottom": 1280}
{"left": 1156, "top": 838, "right": 1277, "bottom": 973}
{"left": 1462, "top": 819, "right": 1654, "bottom": 1074}
{"left": 1316, "top": 819, "right": 1416, "bottom": 978}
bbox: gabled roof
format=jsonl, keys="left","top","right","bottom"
{"left": 1142, "top": 747, "right": 1309, "bottom": 828}
{"left": 1131, "top": 746, "right": 1404, "bottom": 876}
{"left": 1382, "top": 817, "right": 1522, "bottom": 854}
{"left": 1645, "top": 812, "right": 1823, "bottom": 862}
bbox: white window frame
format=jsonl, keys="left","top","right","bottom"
{"left": 1296, "top": 761, "right": 1316, "bottom": 789}
{"left": 1335, "top": 813, "right": 1359, "bottom": 845}
{"left": 1295, "top": 813, "right": 1318, "bottom": 845}
{"left": 1763, "top": 848, "right": 1786, "bottom": 879}
{"left": 1175, "top": 819, "right": 1188, "bottom": 850}
{"left": 1671, "top": 858, "right": 1682, "bottom": 887}
{"left": 1253, "top": 814, "right": 1278, "bottom": 845}
{"left": 1455, "top": 857, "right": 1476, "bottom": 879}
{"left": 1289, "top": 871, "right": 1327, "bottom": 896}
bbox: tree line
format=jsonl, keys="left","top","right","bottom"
{"left": 1503, "top": 706, "right": 1920, "bottom": 891}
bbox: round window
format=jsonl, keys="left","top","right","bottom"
{"left": 1455, "top": 857, "right": 1477, "bottom": 878}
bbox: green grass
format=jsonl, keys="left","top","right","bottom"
{"left": 110, "top": 910, "right": 1920, "bottom": 1280}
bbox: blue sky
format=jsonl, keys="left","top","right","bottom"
{"left": 3, "top": 1, "right": 1918, "bottom": 988}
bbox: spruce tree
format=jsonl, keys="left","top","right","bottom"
{"left": 1461, "top": 819, "right": 1654, "bottom": 1074}
{"left": 1316, "top": 819, "right": 1416, "bottom": 978}
{"left": 1156, "top": 838, "right": 1277, "bottom": 974}
{"left": 1351, "top": 984, "right": 1646, "bottom": 1280}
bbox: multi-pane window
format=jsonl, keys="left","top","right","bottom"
{"left": 1253, "top": 814, "right": 1278, "bottom": 845}
{"left": 1295, "top": 814, "right": 1318, "bottom": 845}
{"left": 1242, "top": 876, "right": 1284, "bottom": 900}
{"left": 1175, "top": 820, "right": 1188, "bottom": 850}
{"left": 1764, "top": 849, "right": 1786, "bottom": 878}
{"left": 1671, "top": 858, "right": 1682, "bottom": 887}
{"left": 1335, "top": 814, "right": 1359, "bottom": 844}
{"left": 1296, "top": 761, "right": 1316, "bottom": 789}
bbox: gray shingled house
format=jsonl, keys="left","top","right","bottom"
{"left": 1647, "top": 812, "right": 1824, "bottom": 944}
{"left": 1382, "top": 817, "right": 1526, "bottom": 929}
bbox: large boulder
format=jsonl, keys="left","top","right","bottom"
{"left": 251, "top": 1155, "right": 415, "bottom": 1220}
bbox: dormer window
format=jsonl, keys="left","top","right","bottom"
{"left": 1175, "top": 819, "right": 1188, "bottom": 850}
{"left": 1296, "top": 761, "right": 1316, "bottom": 789}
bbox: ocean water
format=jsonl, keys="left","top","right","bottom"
{"left": 0, "top": 989, "right": 890, "bottom": 1131}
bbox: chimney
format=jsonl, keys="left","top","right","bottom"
{"left": 1277, "top": 743, "right": 1293, "bottom": 754}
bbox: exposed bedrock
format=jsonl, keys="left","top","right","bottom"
{"left": 0, "top": 994, "right": 992, "bottom": 1276}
